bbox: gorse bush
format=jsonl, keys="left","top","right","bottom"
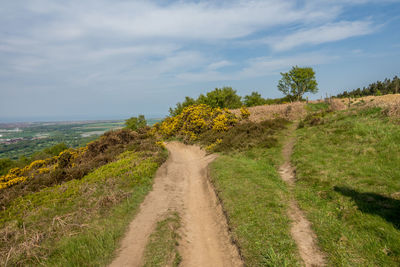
{"left": 157, "top": 102, "right": 287, "bottom": 152}
{"left": 243, "top": 92, "right": 267, "bottom": 107}
{"left": 155, "top": 104, "right": 238, "bottom": 142}
{"left": 125, "top": 115, "right": 147, "bottom": 131}
{"left": 169, "top": 87, "right": 305, "bottom": 117}
{"left": 169, "top": 87, "right": 243, "bottom": 116}
{"left": 0, "top": 143, "right": 70, "bottom": 176}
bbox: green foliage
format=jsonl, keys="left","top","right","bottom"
{"left": 143, "top": 213, "right": 181, "bottom": 267}
{"left": 0, "top": 121, "right": 124, "bottom": 160}
{"left": 0, "top": 143, "right": 69, "bottom": 176}
{"left": 43, "top": 143, "right": 68, "bottom": 155}
{"left": 30, "top": 143, "right": 69, "bottom": 162}
{"left": 0, "top": 158, "right": 17, "bottom": 176}
{"left": 243, "top": 91, "right": 267, "bottom": 107}
{"left": 210, "top": 145, "right": 300, "bottom": 266}
{"left": 197, "top": 87, "right": 242, "bottom": 109}
{"left": 278, "top": 66, "right": 318, "bottom": 101}
{"left": 200, "top": 118, "right": 288, "bottom": 152}
{"left": 336, "top": 75, "right": 400, "bottom": 98}
{"left": 306, "top": 102, "right": 330, "bottom": 112}
{"left": 169, "top": 96, "right": 196, "bottom": 117}
{"left": 293, "top": 108, "right": 400, "bottom": 266}
{"left": 125, "top": 115, "right": 147, "bottom": 131}
{"left": 169, "top": 87, "right": 242, "bottom": 116}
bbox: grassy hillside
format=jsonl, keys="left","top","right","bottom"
{"left": 293, "top": 107, "right": 400, "bottom": 266}
{"left": 0, "top": 128, "right": 167, "bottom": 266}
{"left": 2, "top": 95, "right": 399, "bottom": 266}
{"left": 1, "top": 150, "right": 166, "bottom": 266}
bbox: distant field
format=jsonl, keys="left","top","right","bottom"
{"left": 0, "top": 118, "right": 162, "bottom": 160}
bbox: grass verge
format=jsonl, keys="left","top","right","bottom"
{"left": 142, "top": 212, "right": 181, "bottom": 267}
{"left": 1, "top": 149, "right": 167, "bottom": 266}
{"left": 209, "top": 145, "right": 300, "bottom": 266}
{"left": 292, "top": 107, "right": 400, "bottom": 266}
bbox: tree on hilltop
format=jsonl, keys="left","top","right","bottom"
{"left": 277, "top": 66, "right": 318, "bottom": 101}
{"left": 197, "top": 87, "right": 242, "bottom": 109}
{"left": 243, "top": 92, "right": 266, "bottom": 107}
{"left": 125, "top": 115, "right": 147, "bottom": 131}
{"left": 169, "top": 96, "right": 196, "bottom": 116}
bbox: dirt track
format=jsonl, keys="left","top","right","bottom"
{"left": 110, "top": 142, "right": 242, "bottom": 267}
{"left": 279, "top": 125, "right": 326, "bottom": 267}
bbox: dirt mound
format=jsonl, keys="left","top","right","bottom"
{"left": 231, "top": 102, "right": 307, "bottom": 122}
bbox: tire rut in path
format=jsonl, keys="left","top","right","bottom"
{"left": 109, "top": 142, "right": 242, "bottom": 267}
{"left": 279, "top": 125, "right": 326, "bottom": 267}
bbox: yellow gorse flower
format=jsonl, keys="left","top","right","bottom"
{"left": 156, "top": 104, "right": 239, "bottom": 141}
{"left": 0, "top": 145, "right": 89, "bottom": 190}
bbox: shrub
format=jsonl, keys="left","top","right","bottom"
{"left": 0, "top": 158, "right": 17, "bottom": 176}
{"left": 200, "top": 118, "right": 288, "bottom": 152}
{"left": 243, "top": 92, "right": 266, "bottom": 107}
{"left": 240, "top": 107, "right": 250, "bottom": 120}
{"left": 157, "top": 104, "right": 238, "bottom": 142}
{"left": 197, "top": 87, "right": 242, "bottom": 109}
{"left": 125, "top": 115, "right": 147, "bottom": 131}
{"left": 169, "top": 87, "right": 243, "bottom": 116}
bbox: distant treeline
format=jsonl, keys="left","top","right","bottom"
{"left": 336, "top": 75, "right": 400, "bottom": 98}
{"left": 169, "top": 87, "right": 295, "bottom": 116}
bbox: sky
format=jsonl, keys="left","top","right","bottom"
{"left": 0, "top": 0, "right": 400, "bottom": 122}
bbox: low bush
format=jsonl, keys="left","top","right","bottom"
{"left": 155, "top": 104, "right": 238, "bottom": 142}
{"left": 200, "top": 118, "right": 288, "bottom": 152}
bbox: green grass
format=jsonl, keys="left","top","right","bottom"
{"left": 0, "top": 149, "right": 167, "bottom": 266}
{"left": 306, "top": 102, "right": 330, "bottom": 112}
{"left": 292, "top": 108, "right": 400, "bottom": 266}
{"left": 210, "top": 145, "right": 300, "bottom": 266}
{"left": 142, "top": 212, "right": 182, "bottom": 267}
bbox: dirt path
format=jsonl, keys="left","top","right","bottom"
{"left": 110, "top": 142, "right": 242, "bottom": 267}
{"left": 279, "top": 124, "right": 326, "bottom": 267}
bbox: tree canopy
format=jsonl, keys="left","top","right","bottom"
{"left": 169, "top": 87, "right": 242, "bottom": 116}
{"left": 278, "top": 66, "right": 318, "bottom": 101}
{"left": 243, "top": 92, "right": 266, "bottom": 107}
{"left": 336, "top": 75, "right": 400, "bottom": 98}
{"left": 125, "top": 115, "right": 147, "bottom": 131}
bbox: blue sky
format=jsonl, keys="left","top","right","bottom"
{"left": 0, "top": 0, "right": 399, "bottom": 122}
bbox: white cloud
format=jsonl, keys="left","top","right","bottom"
{"left": 240, "top": 53, "right": 337, "bottom": 77}
{"left": 269, "top": 20, "right": 376, "bottom": 51}
{"left": 20, "top": 0, "right": 340, "bottom": 42}
{"left": 207, "top": 60, "right": 233, "bottom": 70}
{"left": 0, "top": 0, "right": 391, "bottom": 118}
{"left": 177, "top": 52, "right": 337, "bottom": 82}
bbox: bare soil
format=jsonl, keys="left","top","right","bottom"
{"left": 231, "top": 102, "right": 307, "bottom": 122}
{"left": 279, "top": 124, "right": 326, "bottom": 267}
{"left": 110, "top": 142, "right": 242, "bottom": 267}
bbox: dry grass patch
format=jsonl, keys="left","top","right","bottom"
{"left": 231, "top": 102, "right": 307, "bottom": 122}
